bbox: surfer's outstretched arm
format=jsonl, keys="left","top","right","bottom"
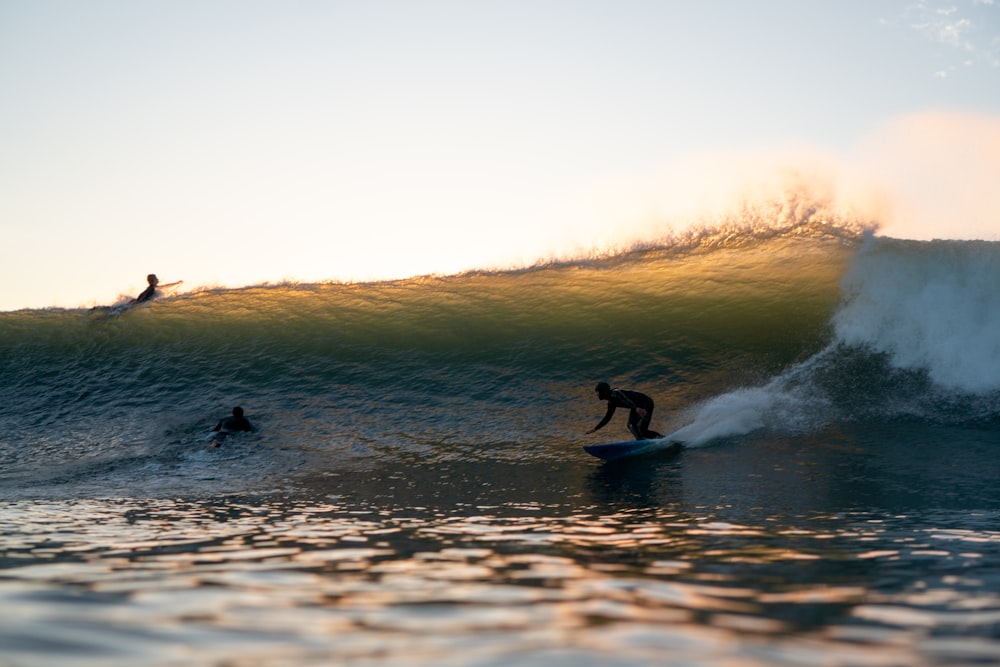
{"left": 586, "top": 403, "right": 616, "bottom": 434}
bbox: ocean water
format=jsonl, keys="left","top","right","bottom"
{"left": 2, "top": 223, "right": 1000, "bottom": 666}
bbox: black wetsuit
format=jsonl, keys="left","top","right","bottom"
{"left": 213, "top": 416, "right": 253, "bottom": 433}
{"left": 593, "top": 389, "right": 662, "bottom": 440}
{"left": 134, "top": 285, "right": 157, "bottom": 303}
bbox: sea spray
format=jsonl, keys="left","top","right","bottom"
{"left": 668, "top": 347, "right": 836, "bottom": 447}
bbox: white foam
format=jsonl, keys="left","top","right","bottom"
{"left": 833, "top": 236, "right": 1000, "bottom": 394}
{"left": 671, "top": 234, "right": 1000, "bottom": 447}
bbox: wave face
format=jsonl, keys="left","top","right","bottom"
{"left": 2, "top": 223, "right": 998, "bottom": 499}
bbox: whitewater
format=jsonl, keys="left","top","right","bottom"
{"left": 2, "top": 208, "right": 1000, "bottom": 665}
{"left": 672, "top": 232, "right": 1000, "bottom": 447}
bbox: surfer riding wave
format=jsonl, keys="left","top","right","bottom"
{"left": 586, "top": 382, "right": 663, "bottom": 440}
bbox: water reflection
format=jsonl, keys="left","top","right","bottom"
{"left": 2, "top": 497, "right": 999, "bottom": 666}
{"left": 585, "top": 452, "right": 684, "bottom": 508}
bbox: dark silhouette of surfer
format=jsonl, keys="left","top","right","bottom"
{"left": 132, "top": 274, "right": 182, "bottom": 304}
{"left": 586, "top": 382, "right": 663, "bottom": 440}
{"left": 210, "top": 406, "right": 254, "bottom": 448}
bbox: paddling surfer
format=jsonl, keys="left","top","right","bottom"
{"left": 586, "top": 382, "right": 663, "bottom": 440}
{"left": 132, "top": 274, "right": 182, "bottom": 304}
{"left": 209, "top": 406, "right": 253, "bottom": 448}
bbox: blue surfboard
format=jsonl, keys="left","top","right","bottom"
{"left": 583, "top": 439, "right": 683, "bottom": 462}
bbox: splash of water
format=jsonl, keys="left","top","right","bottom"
{"left": 668, "top": 231, "right": 1000, "bottom": 446}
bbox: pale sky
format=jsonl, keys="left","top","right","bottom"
{"left": 1, "top": 1, "right": 999, "bottom": 311}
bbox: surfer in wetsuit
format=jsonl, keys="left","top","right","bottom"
{"left": 586, "top": 382, "right": 663, "bottom": 440}
{"left": 209, "top": 406, "right": 253, "bottom": 448}
{"left": 132, "top": 274, "right": 182, "bottom": 304}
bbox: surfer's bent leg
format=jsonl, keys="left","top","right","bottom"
{"left": 628, "top": 410, "right": 644, "bottom": 440}
{"left": 631, "top": 405, "right": 659, "bottom": 439}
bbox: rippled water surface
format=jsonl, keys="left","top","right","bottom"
{"left": 4, "top": 486, "right": 1000, "bottom": 667}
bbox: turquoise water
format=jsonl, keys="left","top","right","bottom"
{"left": 2, "top": 227, "right": 1000, "bottom": 665}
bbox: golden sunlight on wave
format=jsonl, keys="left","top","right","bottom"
{"left": 539, "top": 111, "right": 1000, "bottom": 261}
{"left": 540, "top": 148, "right": 881, "bottom": 261}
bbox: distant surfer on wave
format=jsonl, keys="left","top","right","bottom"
{"left": 132, "top": 273, "right": 182, "bottom": 305}
{"left": 210, "top": 406, "right": 254, "bottom": 448}
{"left": 586, "top": 382, "right": 663, "bottom": 440}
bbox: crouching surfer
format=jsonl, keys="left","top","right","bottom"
{"left": 585, "top": 382, "right": 663, "bottom": 440}
{"left": 209, "top": 406, "right": 254, "bottom": 448}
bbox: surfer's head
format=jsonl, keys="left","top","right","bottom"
{"left": 146, "top": 274, "right": 158, "bottom": 286}
{"left": 595, "top": 382, "right": 612, "bottom": 400}
{"left": 232, "top": 406, "right": 244, "bottom": 417}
